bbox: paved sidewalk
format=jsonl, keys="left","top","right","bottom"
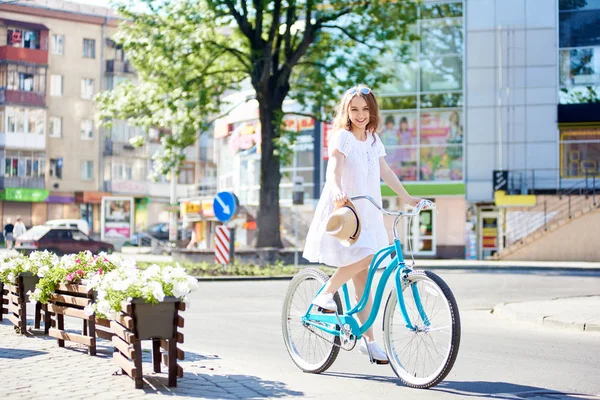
{"left": 0, "top": 320, "right": 302, "bottom": 399}
{"left": 492, "top": 296, "right": 600, "bottom": 332}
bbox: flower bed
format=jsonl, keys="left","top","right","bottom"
{"left": 1, "top": 251, "right": 198, "bottom": 386}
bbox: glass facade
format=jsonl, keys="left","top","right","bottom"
{"left": 559, "top": 1, "right": 600, "bottom": 103}
{"left": 559, "top": 1, "right": 600, "bottom": 179}
{"left": 379, "top": 1, "right": 464, "bottom": 183}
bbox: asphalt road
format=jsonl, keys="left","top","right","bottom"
{"left": 183, "top": 270, "right": 600, "bottom": 399}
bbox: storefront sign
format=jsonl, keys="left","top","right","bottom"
{"left": 45, "top": 194, "right": 74, "bottom": 204}
{"left": 101, "top": 196, "right": 134, "bottom": 240}
{"left": 109, "top": 180, "right": 148, "bottom": 195}
{"left": 75, "top": 191, "right": 111, "bottom": 204}
{"left": 1, "top": 188, "right": 49, "bottom": 202}
{"left": 493, "top": 170, "right": 508, "bottom": 192}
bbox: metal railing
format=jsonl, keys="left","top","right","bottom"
{"left": 504, "top": 175, "right": 599, "bottom": 248}
{"left": 502, "top": 168, "right": 600, "bottom": 195}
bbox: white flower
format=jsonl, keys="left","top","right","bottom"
{"left": 37, "top": 265, "right": 50, "bottom": 278}
{"left": 149, "top": 281, "right": 165, "bottom": 302}
{"left": 7, "top": 272, "right": 15, "bottom": 283}
{"left": 84, "top": 304, "right": 95, "bottom": 316}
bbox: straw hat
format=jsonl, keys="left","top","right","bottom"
{"left": 325, "top": 200, "right": 361, "bottom": 247}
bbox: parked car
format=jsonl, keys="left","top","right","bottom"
{"left": 45, "top": 219, "right": 90, "bottom": 236}
{"left": 15, "top": 226, "right": 114, "bottom": 256}
{"left": 128, "top": 222, "right": 191, "bottom": 246}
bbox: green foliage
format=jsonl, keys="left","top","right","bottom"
{"left": 136, "top": 260, "right": 335, "bottom": 277}
{"left": 99, "top": 0, "right": 418, "bottom": 246}
{"left": 29, "top": 251, "right": 119, "bottom": 304}
{"left": 560, "top": 86, "right": 600, "bottom": 104}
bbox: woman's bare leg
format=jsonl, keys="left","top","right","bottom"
{"left": 351, "top": 268, "right": 376, "bottom": 342}
{"left": 323, "top": 255, "right": 372, "bottom": 294}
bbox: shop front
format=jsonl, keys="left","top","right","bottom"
{"left": 75, "top": 191, "right": 111, "bottom": 236}
{"left": 382, "top": 183, "right": 466, "bottom": 259}
{"left": 0, "top": 187, "right": 49, "bottom": 227}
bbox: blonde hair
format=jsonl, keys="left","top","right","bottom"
{"left": 332, "top": 84, "right": 381, "bottom": 145}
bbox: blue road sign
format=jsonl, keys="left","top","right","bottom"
{"left": 213, "top": 192, "right": 239, "bottom": 223}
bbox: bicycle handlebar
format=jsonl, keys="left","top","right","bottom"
{"left": 349, "top": 195, "right": 435, "bottom": 217}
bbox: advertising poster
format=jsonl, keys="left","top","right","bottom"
{"left": 382, "top": 112, "right": 418, "bottom": 181}
{"left": 101, "top": 196, "right": 134, "bottom": 240}
{"left": 380, "top": 112, "right": 418, "bottom": 147}
{"left": 419, "top": 110, "right": 463, "bottom": 181}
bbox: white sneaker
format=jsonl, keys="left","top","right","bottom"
{"left": 359, "top": 340, "right": 389, "bottom": 364}
{"left": 311, "top": 292, "right": 337, "bottom": 312}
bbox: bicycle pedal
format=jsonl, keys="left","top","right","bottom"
{"left": 374, "top": 359, "right": 390, "bottom": 365}
{"left": 317, "top": 307, "right": 336, "bottom": 314}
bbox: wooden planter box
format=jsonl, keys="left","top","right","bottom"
{"left": 47, "top": 283, "right": 112, "bottom": 356}
{"left": 111, "top": 297, "right": 186, "bottom": 389}
{"left": 0, "top": 283, "right": 8, "bottom": 319}
{"left": 2, "top": 273, "right": 45, "bottom": 334}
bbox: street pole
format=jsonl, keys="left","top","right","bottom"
{"left": 294, "top": 206, "right": 298, "bottom": 268}
{"left": 169, "top": 167, "right": 177, "bottom": 242}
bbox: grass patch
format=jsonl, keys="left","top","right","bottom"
{"left": 136, "top": 260, "right": 335, "bottom": 277}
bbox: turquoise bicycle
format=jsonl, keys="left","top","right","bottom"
{"left": 281, "top": 197, "right": 461, "bottom": 389}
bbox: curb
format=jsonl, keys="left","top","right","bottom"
{"left": 491, "top": 302, "right": 600, "bottom": 332}
{"left": 192, "top": 264, "right": 600, "bottom": 282}
{"left": 194, "top": 275, "right": 295, "bottom": 282}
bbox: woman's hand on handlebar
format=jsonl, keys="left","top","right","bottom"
{"left": 405, "top": 196, "right": 423, "bottom": 208}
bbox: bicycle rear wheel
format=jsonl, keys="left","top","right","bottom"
{"left": 281, "top": 268, "right": 342, "bottom": 373}
{"left": 382, "top": 270, "right": 461, "bottom": 389}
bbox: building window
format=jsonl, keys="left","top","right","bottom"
{"left": 6, "top": 28, "right": 41, "bottom": 49}
{"left": 81, "top": 119, "right": 94, "bottom": 139}
{"left": 4, "top": 107, "right": 46, "bottom": 135}
{"left": 112, "top": 163, "right": 133, "bottom": 180}
{"left": 377, "top": 1, "right": 464, "bottom": 183}
{"left": 18, "top": 73, "right": 34, "bottom": 91}
{"left": 81, "top": 78, "right": 94, "bottom": 100}
{"left": 80, "top": 160, "right": 94, "bottom": 181}
{"left": 52, "top": 34, "right": 64, "bottom": 55}
{"left": 3, "top": 151, "right": 45, "bottom": 178}
{"left": 559, "top": 4, "right": 600, "bottom": 103}
{"left": 1, "top": 64, "right": 47, "bottom": 93}
{"left": 50, "top": 74, "right": 63, "bottom": 96}
{"left": 178, "top": 163, "right": 195, "bottom": 184}
{"left": 560, "top": 129, "right": 600, "bottom": 178}
{"left": 49, "top": 158, "right": 63, "bottom": 179}
{"left": 49, "top": 117, "right": 62, "bottom": 138}
{"left": 83, "top": 38, "right": 96, "bottom": 58}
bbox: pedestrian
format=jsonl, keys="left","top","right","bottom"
{"left": 303, "top": 84, "right": 422, "bottom": 363}
{"left": 13, "top": 217, "right": 26, "bottom": 239}
{"left": 4, "top": 217, "right": 14, "bottom": 250}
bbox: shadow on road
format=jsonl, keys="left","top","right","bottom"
{"left": 321, "top": 372, "right": 596, "bottom": 399}
{"left": 433, "top": 380, "right": 598, "bottom": 399}
{"left": 137, "top": 372, "right": 305, "bottom": 398}
{"left": 0, "top": 347, "right": 47, "bottom": 359}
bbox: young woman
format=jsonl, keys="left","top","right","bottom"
{"left": 303, "top": 84, "right": 422, "bottom": 363}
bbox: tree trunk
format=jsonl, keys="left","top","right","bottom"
{"left": 255, "top": 101, "right": 283, "bottom": 248}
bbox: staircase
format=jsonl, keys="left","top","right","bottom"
{"left": 498, "top": 179, "right": 600, "bottom": 260}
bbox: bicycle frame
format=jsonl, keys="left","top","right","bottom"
{"left": 302, "top": 237, "right": 432, "bottom": 340}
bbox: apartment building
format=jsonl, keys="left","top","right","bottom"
{"left": 0, "top": 0, "right": 205, "bottom": 236}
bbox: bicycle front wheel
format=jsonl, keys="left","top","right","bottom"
{"left": 382, "top": 270, "right": 461, "bottom": 389}
{"left": 281, "top": 268, "right": 342, "bottom": 373}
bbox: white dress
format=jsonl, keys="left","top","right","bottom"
{"left": 303, "top": 129, "right": 390, "bottom": 267}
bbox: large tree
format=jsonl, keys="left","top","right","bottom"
{"left": 98, "top": 0, "right": 417, "bottom": 248}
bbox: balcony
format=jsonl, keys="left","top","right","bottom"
{"left": 0, "top": 89, "right": 45, "bottom": 107}
{"left": 0, "top": 176, "right": 45, "bottom": 189}
{"left": 104, "top": 138, "right": 147, "bottom": 157}
{"left": 0, "top": 45, "right": 48, "bottom": 65}
{"left": 106, "top": 59, "right": 135, "bottom": 74}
